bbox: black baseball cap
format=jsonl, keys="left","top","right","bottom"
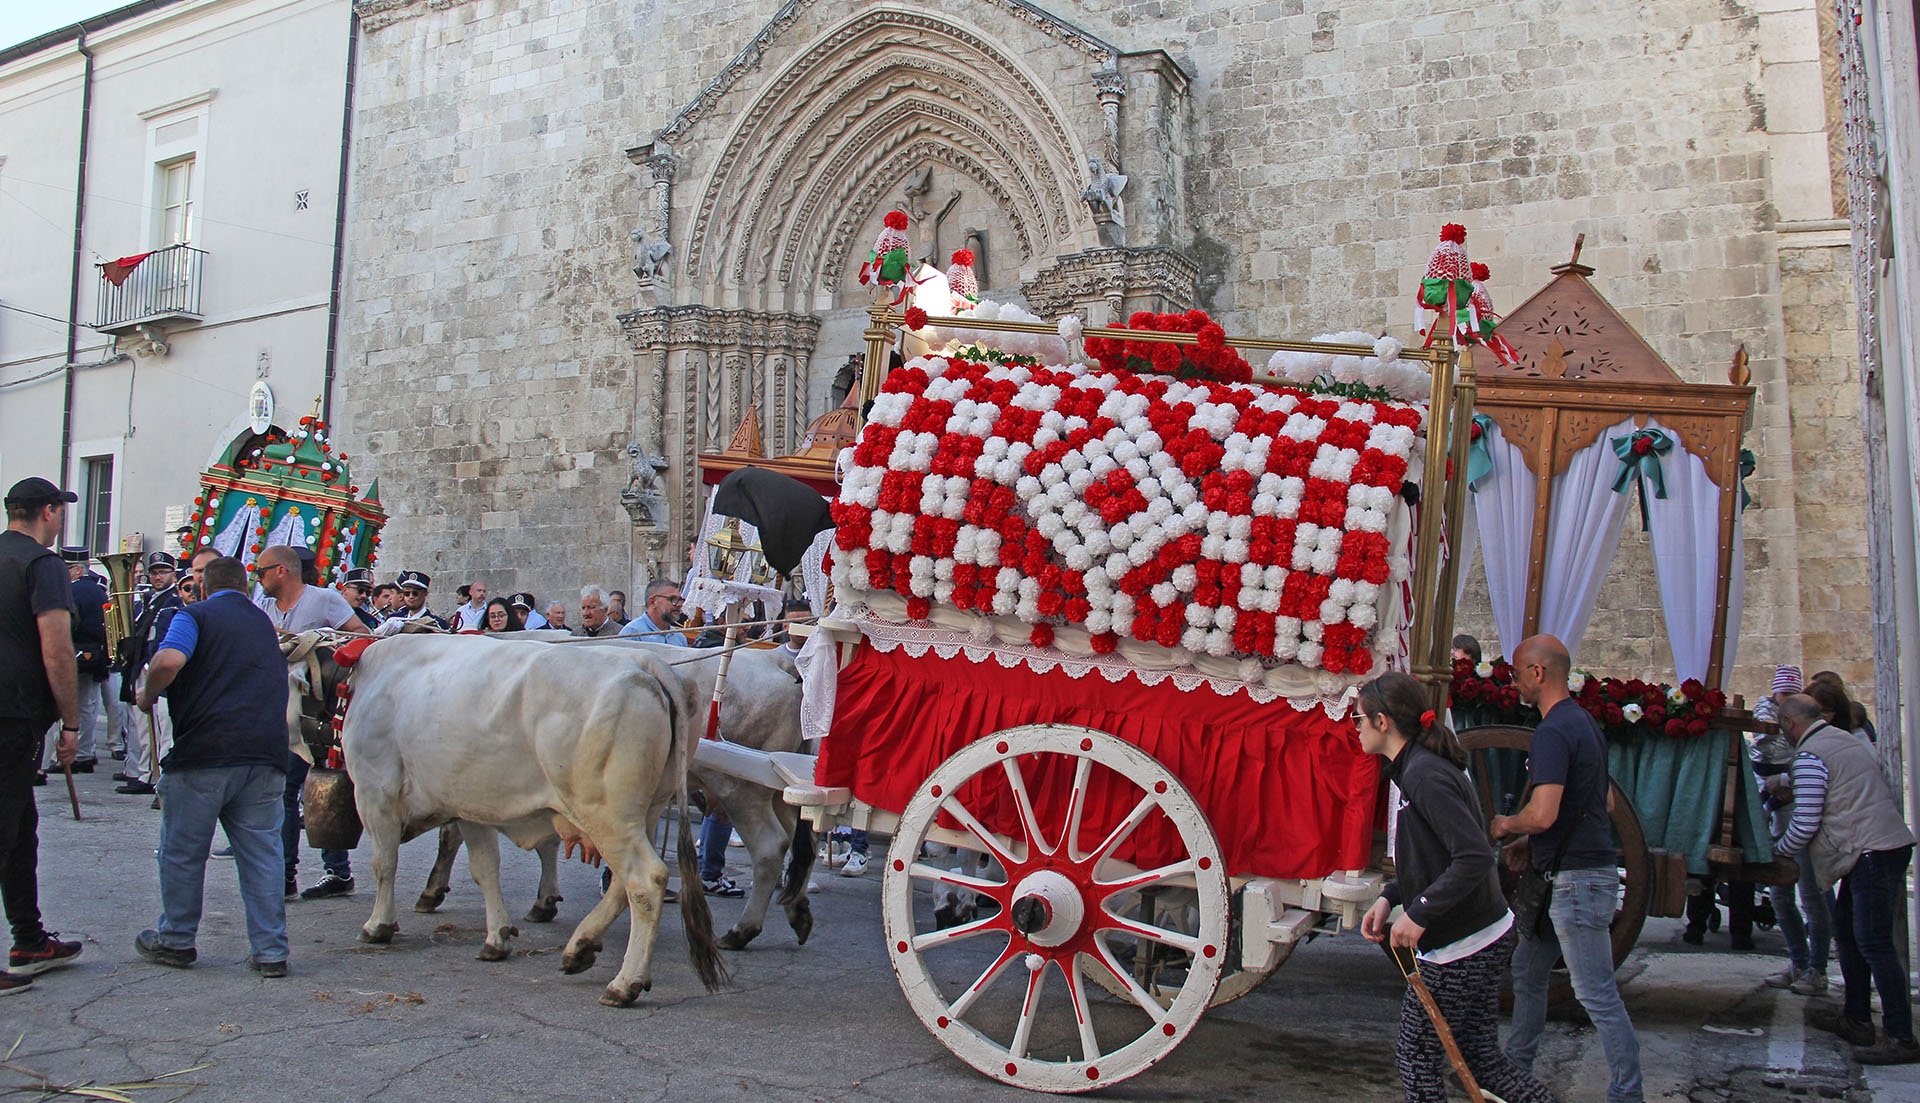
{"left": 4, "top": 477, "right": 78, "bottom": 509}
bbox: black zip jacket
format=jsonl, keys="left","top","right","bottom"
{"left": 1379, "top": 741, "right": 1510, "bottom": 953}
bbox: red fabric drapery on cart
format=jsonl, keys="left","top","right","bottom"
{"left": 819, "top": 646, "right": 1379, "bottom": 880}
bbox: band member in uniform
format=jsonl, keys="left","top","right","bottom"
{"left": 338, "top": 567, "right": 382, "bottom": 629}
{"left": 116, "top": 551, "right": 189, "bottom": 795}
{"left": 372, "top": 571, "right": 449, "bottom": 634}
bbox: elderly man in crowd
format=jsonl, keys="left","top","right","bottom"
{"left": 1775, "top": 694, "right": 1918, "bottom": 1064}
{"left": 573, "top": 586, "right": 620, "bottom": 638}
{"left": 545, "top": 602, "right": 568, "bottom": 632}
{"left": 134, "top": 556, "right": 290, "bottom": 976}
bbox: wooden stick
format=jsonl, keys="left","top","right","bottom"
{"left": 61, "top": 763, "right": 80, "bottom": 820}
{"left": 1385, "top": 943, "right": 1500, "bottom": 1103}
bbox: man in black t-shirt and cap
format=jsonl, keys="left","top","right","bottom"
{"left": 0, "top": 477, "right": 87, "bottom": 994}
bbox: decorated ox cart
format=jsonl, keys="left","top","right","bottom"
{"left": 722, "top": 227, "right": 1483, "bottom": 1091}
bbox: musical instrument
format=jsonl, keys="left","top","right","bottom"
{"left": 97, "top": 551, "right": 141, "bottom": 667}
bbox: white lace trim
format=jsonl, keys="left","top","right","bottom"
{"left": 843, "top": 592, "right": 1372, "bottom": 715}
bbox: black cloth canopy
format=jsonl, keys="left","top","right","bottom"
{"left": 711, "top": 466, "right": 834, "bottom": 576}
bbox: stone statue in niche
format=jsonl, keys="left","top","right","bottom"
{"left": 961, "top": 227, "right": 989, "bottom": 289}
{"left": 1080, "top": 157, "right": 1128, "bottom": 247}
{"left": 631, "top": 228, "right": 672, "bottom": 282}
{"left": 620, "top": 443, "right": 671, "bottom": 527}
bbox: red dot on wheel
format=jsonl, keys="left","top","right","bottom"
{"left": 1006, "top": 1062, "right": 1018, "bottom": 1076}
{"left": 1080, "top": 738, "right": 1092, "bottom": 751}
{"left": 1162, "top": 1023, "right": 1176, "bottom": 1037}
{"left": 1198, "top": 856, "right": 1212, "bottom": 870}
{"left": 1202, "top": 944, "right": 1217, "bottom": 958}
{"left": 1154, "top": 780, "right": 1167, "bottom": 794}
{"left": 892, "top": 859, "right": 905, "bottom": 871}
{"left": 996, "top": 740, "right": 1009, "bottom": 753}
{"left": 1086, "top": 1068, "right": 1099, "bottom": 1080}
{"left": 937, "top": 1016, "right": 950, "bottom": 1028}
{"left": 931, "top": 784, "right": 943, "bottom": 797}
{"left": 896, "top": 940, "right": 908, "bottom": 953}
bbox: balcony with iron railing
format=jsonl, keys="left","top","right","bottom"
{"left": 92, "top": 242, "right": 206, "bottom": 333}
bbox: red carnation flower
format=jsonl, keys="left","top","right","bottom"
{"left": 1439, "top": 223, "right": 1467, "bottom": 244}
{"left": 883, "top": 210, "right": 909, "bottom": 230}
{"left": 1091, "top": 632, "right": 1119, "bottom": 654}
{"left": 1632, "top": 435, "right": 1654, "bottom": 456}
{"left": 950, "top": 249, "right": 974, "bottom": 266}
{"left": 904, "top": 307, "right": 928, "bottom": 330}
{"left": 1030, "top": 623, "right": 1055, "bottom": 649}
{"left": 1470, "top": 262, "right": 1490, "bottom": 281}
{"left": 906, "top": 597, "right": 931, "bottom": 620}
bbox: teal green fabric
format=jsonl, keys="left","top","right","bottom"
{"left": 1606, "top": 731, "right": 1772, "bottom": 874}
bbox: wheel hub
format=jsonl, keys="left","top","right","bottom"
{"left": 1008, "top": 869, "right": 1083, "bottom": 947}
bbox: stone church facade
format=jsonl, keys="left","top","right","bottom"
{"left": 342, "top": 0, "right": 1868, "bottom": 694}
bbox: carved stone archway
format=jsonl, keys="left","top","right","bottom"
{"left": 618, "top": 1, "right": 1195, "bottom": 575}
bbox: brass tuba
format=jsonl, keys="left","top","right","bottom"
{"left": 97, "top": 552, "right": 141, "bottom": 667}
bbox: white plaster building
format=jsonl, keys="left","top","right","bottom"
{"left": 0, "top": 0, "right": 352, "bottom": 558}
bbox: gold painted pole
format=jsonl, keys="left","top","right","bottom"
{"left": 1427, "top": 347, "right": 1479, "bottom": 700}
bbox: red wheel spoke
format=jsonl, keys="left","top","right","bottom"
{"left": 1099, "top": 912, "right": 1202, "bottom": 955}
{"left": 1097, "top": 859, "right": 1197, "bottom": 898}
{"left": 1082, "top": 791, "right": 1157, "bottom": 865}
{"left": 911, "top": 912, "right": 1008, "bottom": 953}
{"left": 1002, "top": 757, "right": 1051, "bottom": 858}
{"left": 939, "top": 793, "right": 1020, "bottom": 870}
{"left": 1058, "top": 754, "right": 1094, "bottom": 857}
{"left": 1063, "top": 956, "right": 1102, "bottom": 1063}
{"left": 1009, "top": 955, "right": 1049, "bottom": 1060}
{"left": 949, "top": 941, "right": 1022, "bottom": 1020}
{"left": 908, "top": 861, "right": 1007, "bottom": 898}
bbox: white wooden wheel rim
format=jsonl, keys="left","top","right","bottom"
{"left": 882, "top": 724, "right": 1229, "bottom": 1094}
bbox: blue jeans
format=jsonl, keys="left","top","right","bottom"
{"left": 1834, "top": 845, "right": 1914, "bottom": 1042}
{"left": 155, "top": 764, "right": 288, "bottom": 963}
{"left": 699, "top": 812, "right": 729, "bottom": 882}
{"left": 1508, "top": 866, "right": 1643, "bottom": 1103}
{"left": 283, "top": 755, "right": 351, "bottom": 882}
{"left": 1770, "top": 858, "right": 1833, "bottom": 973}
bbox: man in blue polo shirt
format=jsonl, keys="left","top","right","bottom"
{"left": 133, "top": 555, "right": 290, "bottom": 976}
{"left": 1492, "top": 633, "right": 1643, "bottom": 1103}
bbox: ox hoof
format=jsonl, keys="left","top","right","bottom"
{"left": 788, "top": 898, "right": 814, "bottom": 946}
{"left": 412, "top": 890, "right": 447, "bottom": 914}
{"left": 560, "top": 940, "right": 601, "bottom": 975}
{"left": 599, "top": 980, "right": 649, "bottom": 1007}
{"left": 716, "top": 926, "right": 760, "bottom": 951}
{"left": 524, "top": 897, "right": 561, "bottom": 924}
{"left": 360, "top": 923, "right": 398, "bottom": 945}
{"left": 477, "top": 942, "right": 511, "bottom": 963}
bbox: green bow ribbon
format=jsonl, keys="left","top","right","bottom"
{"left": 1612, "top": 427, "right": 1673, "bottom": 503}
{"left": 1738, "top": 448, "right": 1756, "bottom": 512}
{"left": 1421, "top": 277, "right": 1473, "bottom": 310}
{"left": 1465, "top": 414, "right": 1495, "bottom": 491}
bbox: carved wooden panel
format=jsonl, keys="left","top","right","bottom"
{"left": 1487, "top": 271, "right": 1682, "bottom": 384}
{"left": 1477, "top": 404, "right": 1547, "bottom": 480}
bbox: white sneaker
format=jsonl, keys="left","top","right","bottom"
{"left": 840, "top": 851, "right": 870, "bottom": 877}
{"left": 728, "top": 830, "right": 745, "bottom": 848}
{"left": 1764, "top": 965, "right": 1803, "bottom": 989}
{"left": 818, "top": 839, "right": 848, "bottom": 869}
{"left": 806, "top": 878, "right": 822, "bottom": 894}
{"left": 1790, "top": 970, "right": 1829, "bottom": 996}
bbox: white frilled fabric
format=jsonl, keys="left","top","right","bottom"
{"left": 683, "top": 503, "right": 782, "bottom": 621}
{"left": 1469, "top": 417, "right": 1536, "bottom": 656}
{"left": 1641, "top": 420, "right": 1743, "bottom": 682}
{"left": 1535, "top": 416, "right": 1638, "bottom": 659}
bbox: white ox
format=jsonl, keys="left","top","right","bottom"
{"left": 413, "top": 639, "right": 816, "bottom": 950}
{"left": 340, "top": 633, "right": 727, "bottom": 1005}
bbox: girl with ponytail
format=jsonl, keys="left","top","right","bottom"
{"left": 1358, "top": 671, "right": 1559, "bottom": 1103}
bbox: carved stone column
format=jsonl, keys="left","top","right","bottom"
{"left": 1093, "top": 67, "right": 1126, "bottom": 170}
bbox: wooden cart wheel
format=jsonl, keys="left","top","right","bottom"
{"left": 882, "top": 724, "right": 1230, "bottom": 1093}
{"left": 1457, "top": 725, "right": 1651, "bottom": 1001}
{"left": 1086, "top": 888, "right": 1289, "bottom": 1008}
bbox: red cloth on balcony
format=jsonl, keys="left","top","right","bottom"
{"left": 98, "top": 252, "right": 155, "bottom": 287}
{"left": 818, "top": 644, "right": 1379, "bottom": 880}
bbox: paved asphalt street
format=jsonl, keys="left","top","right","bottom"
{"left": 5, "top": 769, "right": 1917, "bottom": 1102}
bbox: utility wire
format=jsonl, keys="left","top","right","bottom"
{"left": 2, "top": 174, "right": 334, "bottom": 248}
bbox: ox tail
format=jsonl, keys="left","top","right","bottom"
{"left": 672, "top": 704, "right": 729, "bottom": 992}
{"left": 775, "top": 819, "right": 815, "bottom": 909}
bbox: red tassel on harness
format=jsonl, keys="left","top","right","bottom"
{"left": 331, "top": 637, "right": 375, "bottom": 667}
{"left": 705, "top": 699, "right": 723, "bottom": 742}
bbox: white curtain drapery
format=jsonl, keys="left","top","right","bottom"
{"left": 1642, "top": 420, "right": 1742, "bottom": 683}
{"left": 1469, "top": 419, "right": 1536, "bottom": 658}
{"left": 1534, "top": 416, "right": 1639, "bottom": 660}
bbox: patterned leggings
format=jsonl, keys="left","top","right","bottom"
{"left": 1397, "top": 931, "right": 1559, "bottom": 1103}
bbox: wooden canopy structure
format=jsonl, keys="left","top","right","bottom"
{"left": 1476, "top": 237, "right": 1755, "bottom": 687}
